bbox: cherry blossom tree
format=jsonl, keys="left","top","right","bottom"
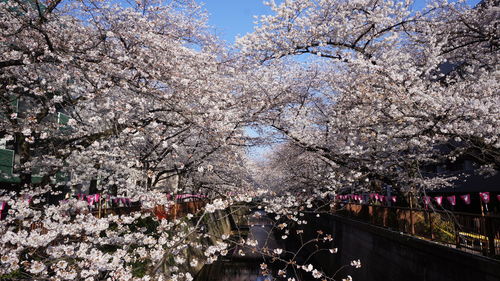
{"left": 0, "top": 0, "right": 254, "bottom": 195}
{"left": 238, "top": 0, "right": 499, "bottom": 194}
{"left": 0, "top": 0, "right": 256, "bottom": 280}
{"left": 0, "top": 0, "right": 498, "bottom": 280}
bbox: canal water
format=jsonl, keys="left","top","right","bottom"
{"left": 195, "top": 211, "right": 301, "bottom": 281}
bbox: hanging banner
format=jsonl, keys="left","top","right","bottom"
{"left": 479, "top": 192, "right": 490, "bottom": 204}
{"left": 460, "top": 194, "right": 471, "bottom": 205}
{"left": 434, "top": 196, "right": 443, "bottom": 206}
{"left": 369, "top": 193, "right": 375, "bottom": 199}
{"left": 379, "top": 195, "right": 385, "bottom": 202}
{"left": 447, "top": 195, "right": 456, "bottom": 206}
{"left": 391, "top": 196, "right": 397, "bottom": 203}
{"left": 374, "top": 194, "right": 380, "bottom": 201}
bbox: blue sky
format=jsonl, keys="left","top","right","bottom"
{"left": 198, "top": 0, "right": 481, "bottom": 44}
{"left": 198, "top": 0, "right": 273, "bottom": 43}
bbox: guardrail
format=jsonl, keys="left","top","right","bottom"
{"left": 153, "top": 200, "right": 206, "bottom": 220}
{"left": 1, "top": 195, "right": 208, "bottom": 220}
{"left": 26, "top": 200, "right": 206, "bottom": 235}
{"left": 332, "top": 203, "right": 500, "bottom": 258}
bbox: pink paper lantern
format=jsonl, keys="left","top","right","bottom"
{"left": 460, "top": 194, "right": 471, "bottom": 205}
{"left": 447, "top": 195, "right": 456, "bottom": 206}
{"left": 423, "top": 196, "right": 431, "bottom": 205}
{"left": 434, "top": 196, "right": 443, "bottom": 206}
{"left": 479, "top": 192, "right": 490, "bottom": 204}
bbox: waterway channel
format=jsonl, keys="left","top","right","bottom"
{"left": 195, "top": 210, "right": 302, "bottom": 281}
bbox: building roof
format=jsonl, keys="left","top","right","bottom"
{"left": 430, "top": 171, "right": 500, "bottom": 193}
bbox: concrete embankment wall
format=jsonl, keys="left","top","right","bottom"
{"left": 175, "top": 209, "right": 234, "bottom": 276}
{"left": 293, "top": 214, "right": 500, "bottom": 281}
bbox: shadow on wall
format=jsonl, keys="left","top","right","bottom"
{"left": 297, "top": 213, "right": 500, "bottom": 281}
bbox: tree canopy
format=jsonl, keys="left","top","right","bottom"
{"left": 0, "top": 0, "right": 498, "bottom": 280}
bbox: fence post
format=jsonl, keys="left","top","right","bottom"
{"left": 485, "top": 215, "right": 495, "bottom": 257}
{"left": 454, "top": 218, "right": 461, "bottom": 249}
{"left": 429, "top": 211, "right": 435, "bottom": 240}
{"left": 409, "top": 195, "right": 415, "bottom": 235}
{"left": 370, "top": 205, "right": 375, "bottom": 225}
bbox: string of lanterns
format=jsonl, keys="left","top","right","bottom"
{"left": 336, "top": 192, "right": 499, "bottom": 206}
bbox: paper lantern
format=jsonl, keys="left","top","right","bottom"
{"left": 460, "top": 194, "right": 471, "bottom": 205}
{"left": 423, "top": 196, "right": 431, "bottom": 205}
{"left": 434, "top": 196, "right": 443, "bottom": 206}
{"left": 479, "top": 192, "right": 490, "bottom": 204}
{"left": 447, "top": 195, "right": 456, "bottom": 206}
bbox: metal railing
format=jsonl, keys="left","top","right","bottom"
{"left": 26, "top": 200, "right": 207, "bottom": 235}
{"left": 333, "top": 203, "right": 500, "bottom": 258}
{"left": 153, "top": 200, "right": 207, "bottom": 220}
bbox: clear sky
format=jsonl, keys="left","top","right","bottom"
{"left": 198, "top": 0, "right": 273, "bottom": 43}
{"left": 198, "top": 0, "right": 481, "bottom": 44}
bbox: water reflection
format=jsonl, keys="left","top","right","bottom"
{"left": 195, "top": 261, "right": 274, "bottom": 281}
{"left": 231, "top": 211, "right": 279, "bottom": 258}
{"left": 195, "top": 211, "right": 299, "bottom": 281}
